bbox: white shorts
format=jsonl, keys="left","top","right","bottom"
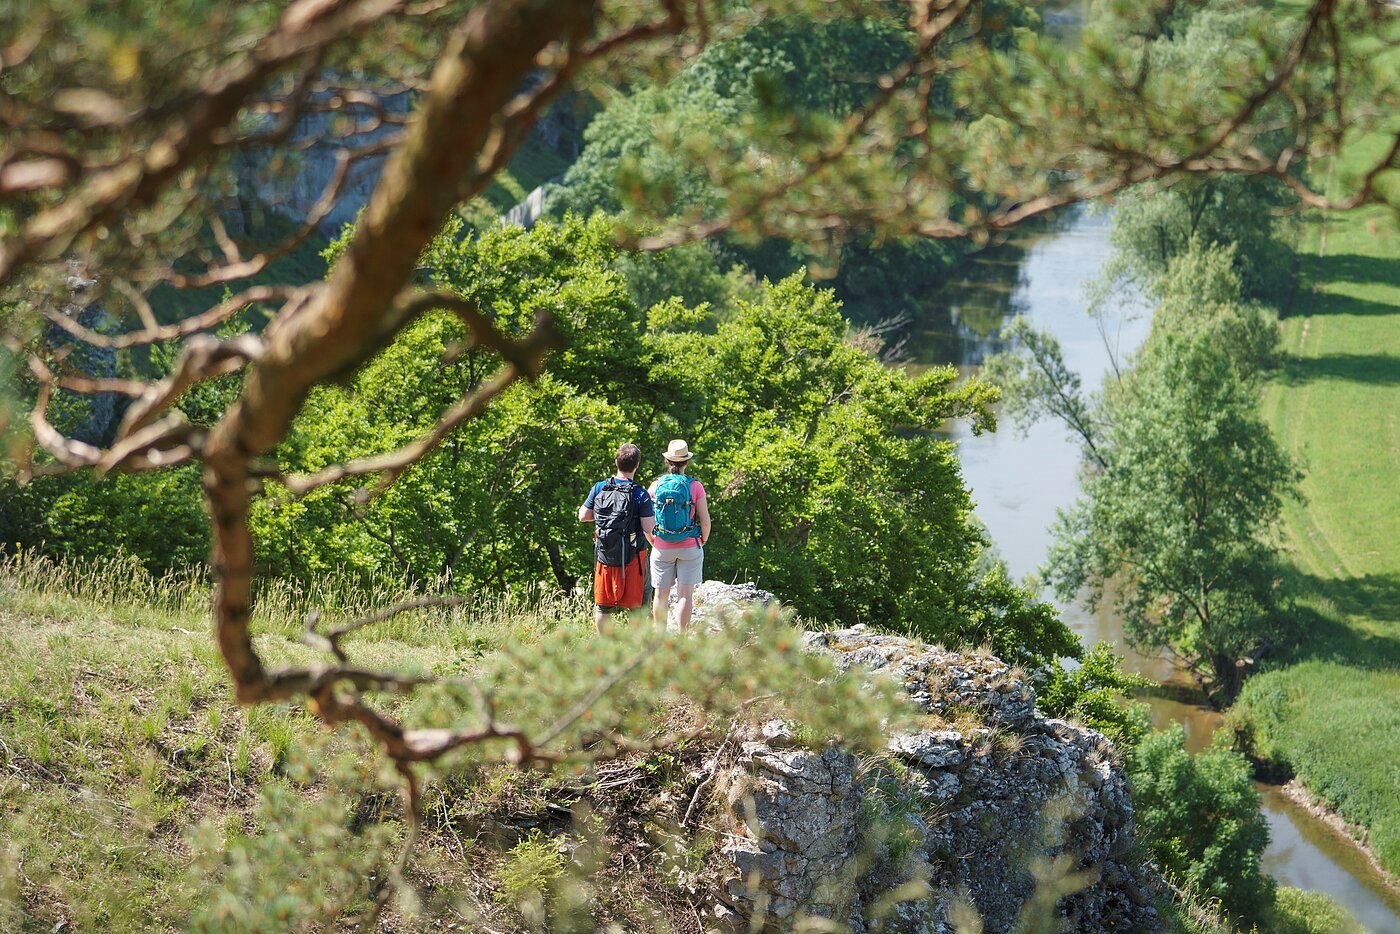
{"left": 651, "top": 545, "right": 703, "bottom": 589}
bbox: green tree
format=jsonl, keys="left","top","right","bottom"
{"left": 1129, "top": 725, "right": 1276, "bottom": 922}
{"left": 254, "top": 215, "right": 649, "bottom": 591}
{"left": 981, "top": 315, "right": 1108, "bottom": 469}
{"left": 1102, "top": 176, "right": 1298, "bottom": 303}
{"left": 0, "top": 466, "right": 209, "bottom": 572}
{"left": 1037, "top": 642, "right": 1151, "bottom": 749}
{"left": 1143, "top": 243, "right": 1283, "bottom": 380}
{"left": 654, "top": 270, "right": 1079, "bottom": 660}
{"left": 547, "top": 16, "right": 979, "bottom": 325}
{"left": 1045, "top": 247, "right": 1301, "bottom": 703}
{"left": 1094, "top": 3, "right": 1303, "bottom": 302}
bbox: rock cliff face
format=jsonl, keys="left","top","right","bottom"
{"left": 229, "top": 87, "right": 412, "bottom": 236}
{"left": 692, "top": 584, "right": 1162, "bottom": 933}
{"left": 46, "top": 272, "right": 120, "bottom": 446}
{"left": 229, "top": 84, "right": 583, "bottom": 236}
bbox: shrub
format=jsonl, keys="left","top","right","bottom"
{"left": 190, "top": 778, "right": 394, "bottom": 932}
{"left": 1036, "top": 642, "right": 1152, "bottom": 750}
{"left": 1128, "top": 725, "right": 1275, "bottom": 922}
{"left": 494, "top": 828, "right": 567, "bottom": 915}
{"left": 0, "top": 466, "right": 209, "bottom": 573}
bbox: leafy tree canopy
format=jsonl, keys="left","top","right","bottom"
{"left": 1037, "top": 642, "right": 1152, "bottom": 749}
{"left": 1045, "top": 244, "right": 1302, "bottom": 702}
{"left": 1129, "top": 725, "right": 1276, "bottom": 922}
{"left": 253, "top": 214, "right": 1081, "bottom": 665}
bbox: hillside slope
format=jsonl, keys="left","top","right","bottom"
{"left": 0, "top": 562, "right": 1165, "bottom": 931}
{"left": 1239, "top": 189, "right": 1400, "bottom": 875}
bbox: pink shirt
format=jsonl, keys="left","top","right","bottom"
{"left": 648, "top": 478, "right": 706, "bottom": 550}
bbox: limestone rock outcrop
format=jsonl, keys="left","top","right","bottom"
{"left": 690, "top": 580, "right": 777, "bottom": 628}
{"left": 228, "top": 82, "right": 584, "bottom": 236}
{"left": 229, "top": 86, "right": 412, "bottom": 237}
{"left": 695, "top": 583, "right": 1162, "bottom": 933}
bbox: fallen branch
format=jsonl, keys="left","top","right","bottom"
{"left": 684, "top": 727, "right": 737, "bottom": 827}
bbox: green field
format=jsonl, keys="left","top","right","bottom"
{"left": 0, "top": 554, "right": 594, "bottom": 929}
{"left": 1237, "top": 174, "right": 1400, "bottom": 874}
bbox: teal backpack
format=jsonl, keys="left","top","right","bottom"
{"left": 653, "top": 474, "right": 698, "bottom": 543}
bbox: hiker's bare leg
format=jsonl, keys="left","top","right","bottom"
{"left": 675, "top": 582, "right": 696, "bottom": 632}
{"left": 594, "top": 606, "right": 608, "bottom": 632}
{"left": 652, "top": 586, "right": 671, "bottom": 627}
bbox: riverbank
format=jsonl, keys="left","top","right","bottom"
{"left": 1234, "top": 167, "right": 1400, "bottom": 885}
{"left": 931, "top": 204, "right": 1400, "bottom": 929}
{"left": 1276, "top": 780, "right": 1400, "bottom": 898}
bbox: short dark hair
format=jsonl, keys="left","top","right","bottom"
{"left": 615, "top": 443, "right": 641, "bottom": 473}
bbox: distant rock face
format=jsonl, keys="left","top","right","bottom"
{"left": 229, "top": 82, "right": 585, "bottom": 237}
{"left": 230, "top": 87, "right": 413, "bottom": 237}
{"left": 47, "top": 275, "right": 120, "bottom": 446}
{"left": 694, "top": 583, "right": 1161, "bottom": 933}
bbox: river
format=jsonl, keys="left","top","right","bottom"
{"left": 909, "top": 205, "right": 1400, "bottom": 932}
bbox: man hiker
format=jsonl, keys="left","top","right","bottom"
{"left": 648, "top": 439, "right": 711, "bottom": 632}
{"left": 579, "top": 443, "right": 655, "bottom": 630}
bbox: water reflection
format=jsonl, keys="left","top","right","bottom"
{"left": 1264, "top": 794, "right": 1400, "bottom": 934}
{"left": 903, "top": 209, "right": 1089, "bottom": 368}
{"left": 906, "top": 204, "right": 1400, "bottom": 929}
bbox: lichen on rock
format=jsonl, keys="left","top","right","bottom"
{"left": 696, "top": 584, "right": 1162, "bottom": 933}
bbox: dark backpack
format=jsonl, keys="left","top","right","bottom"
{"left": 653, "top": 473, "right": 697, "bottom": 543}
{"left": 593, "top": 479, "right": 639, "bottom": 567}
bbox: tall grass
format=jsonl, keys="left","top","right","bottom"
{"left": 1, "top": 548, "right": 209, "bottom": 619}
{"left": 0, "top": 550, "right": 596, "bottom": 927}
{"left": 0, "top": 548, "right": 593, "bottom": 653}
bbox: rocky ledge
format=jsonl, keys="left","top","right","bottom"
{"left": 695, "top": 584, "right": 1162, "bottom": 932}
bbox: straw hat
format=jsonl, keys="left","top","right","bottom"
{"left": 664, "top": 439, "right": 694, "bottom": 463}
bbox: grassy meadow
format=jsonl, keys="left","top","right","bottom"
{"left": 0, "top": 552, "right": 636, "bottom": 930}
{"left": 1236, "top": 137, "right": 1400, "bottom": 875}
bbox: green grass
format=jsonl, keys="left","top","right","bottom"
{"left": 0, "top": 552, "right": 897, "bottom": 929}
{"left": 0, "top": 551, "right": 597, "bottom": 928}
{"left": 1235, "top": 132, "right": 1400, "bottom": 875}
{"left": 1268, "top": 886, "right": 1366, "bottom": 934}
{"left": 1163, "top": 884, "right": 1363, "bottom": 934}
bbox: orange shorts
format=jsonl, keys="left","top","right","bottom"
{"left": 594, "top": 550, "right": 648, "bottom": 610}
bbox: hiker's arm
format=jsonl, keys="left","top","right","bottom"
{"left": 696, "top": 497, "right": 711, "bottom": 545}
{"left": 642, "top": 483, "right": 658, "bottom": 545}
{"left": 578, "top": 504, "right": 594, "bottom": 522}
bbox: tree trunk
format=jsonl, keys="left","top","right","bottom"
{"left": 544, "top": 540, "right": 578, "bottom": 595}
{"left": 1208, "top": 650, "right": 1243, "bottom": 707}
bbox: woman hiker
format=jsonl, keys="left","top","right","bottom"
{"left": 648, "top": 439, "right": 711, "bottom": 632}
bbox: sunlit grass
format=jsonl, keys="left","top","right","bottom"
{"left": 0, "top": 548, "right": 593, "bottom": 652}
{"left": 0, "top": 551, "right": 596, "bottom": 927}
{"left": 1239, "top": 123, "right": 1400, "bottom": 875}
